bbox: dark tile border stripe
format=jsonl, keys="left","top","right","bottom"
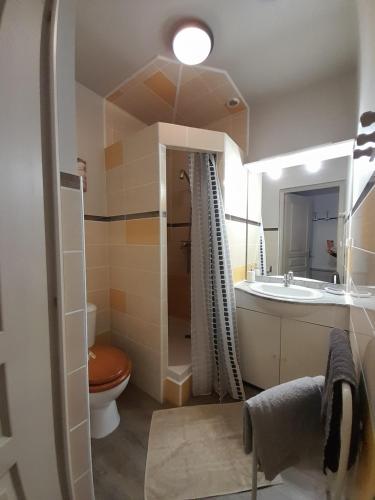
{"left": 84, "top": 210, "right": 160, "bottom": 222}
{"left": 60, "top": 172, "right": 80, "bottom": 189}
{"left": 167, "top": 222, "right": 191, "bottom": 227}
{"left": 225, "top": 214, "right": 261, "bottom": 226}
{"left": 264, "top": 227, "right": 278, "bottom": 232}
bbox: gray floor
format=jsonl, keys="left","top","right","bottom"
{"left": 91, "top": 383, "right": 327, "bottom": 500}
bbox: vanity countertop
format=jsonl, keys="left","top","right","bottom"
{"left": 235, "top": 280, "right": 350, "bottom": 307}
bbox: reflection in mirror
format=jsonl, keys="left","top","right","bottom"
{"left": 257, "top": 151, "right": 352, "bottom": 284}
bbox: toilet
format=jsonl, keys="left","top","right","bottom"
{"left": 87, "top": 303, "right": 132, "bottom": 439}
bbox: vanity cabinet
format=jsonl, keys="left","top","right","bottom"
{"left": 237, "top": 307, "right": 331, "bottom": 389}
{"left": 279, "top": 319, "right": 330, "bottom": 383}
{"left": 237, "top": 308, "right": 280, "bottom": 389}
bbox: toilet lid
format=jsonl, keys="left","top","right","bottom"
{"left": 89, "top": 345, "right": 131, "bottom": 386}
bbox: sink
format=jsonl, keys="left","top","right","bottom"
{"left": 249, "top": 282, "right": 323, "bottom": 301}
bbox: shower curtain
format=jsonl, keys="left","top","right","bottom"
{"left": 189, "top": 152, "right": 245, "bottom": 401}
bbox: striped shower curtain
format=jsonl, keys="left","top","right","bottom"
{"left": 189, "top": 152, "right": 245, "bottom": 401}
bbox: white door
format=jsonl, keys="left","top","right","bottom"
{"left": 237, "top": 308, "right": 280, "bottom": 389}
{"left": 280, "top": 319, "right": 330, "bottom": 384}
{"left": 282, "top": 193, "right": 312, "bottom": 277}
{"left": 0, "top": 1, "right": 63, "bottom": 498}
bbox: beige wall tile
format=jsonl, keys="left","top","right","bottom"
{"left": 121, "top": 313, "right": 161, "bottom": 352}
{"left": 187, "top": 127, "right": 225, "bottom": 152}
{"left": 110, "top": 288, "right": 127, "bottom": 312}
{"left": 70, "top": 421, "right": 91, "bottom": 480}
{"left": 109, "top": 220, "right": 126, "bottom": 245}
{"left": 96, "top": 309, "right": 110, "bottom": 335}
{"left": 67, "top": 367, "right": 89, "bottom": 429}
{"left": 123, "top": 154, "right": 159, "bottom": 189}
{"left": 122, "top": 244, "right": 160, "bottom": 272}
{"left": 124, "top": 183, "right": 159, "bottom": 214}
{"left": 86, "top": 267, "right": 109, "bottom": 292}
{"left": 61, "top": 188, "right": 83, "bottom": 251}
{"left": 158, "top": 123, "right": 188, "bottom": 147}
{"left": 86, "top": 289, "right": 109, "bottom": 311}
{"left": 84, "top": 220, "right": 108, "bottom": 245}
{"left": 107, "top": 190, "right": 125, "bottom": 216}
{"left": 125, "top": 218, "right": 160, "bottom": 245}
{"left": 85, "top": 244, "right": 108, "bottom": 269}
{"left": 65, "top": 311, "right": 87, "bottom": 373}
{"left": 95, "top": 331, "right": 112, "bottom": 345}
{"left": 123, "top": 124, "right": 158, "bottom": 164}
{"left": 63, "top": 252, "right": 85, "bottom": 313}
{"left": 122, "top": 268, "right": 161, "bottom": 298}
{"left": 105, "top": 141, "right": 123, "bottom": 170}
{"left": 112, "top": 333, "right": 162, "bottom": 402}
{"left": 164, "top": 378, "right": 181, "bottom": 406}
{"left": 126, "top": 293, "right": 161, "bottom": 325}
{"left": 73, "top": 472, "right": 94, "bottom": 500}
{"left": 350, "top": 247, "right": 375, "bottom": 286}
{"left": 181, "top": 375, "right": 192, "bottom": 406}
{"left": 351, "top": 187, "right": 375, "bottom": 252}
{"left": 106, "top": 165, "right": 124, "bottom": 194}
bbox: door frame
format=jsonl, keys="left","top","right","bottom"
{"left": 278, "top": 180, "right": 346, "bottom": 279}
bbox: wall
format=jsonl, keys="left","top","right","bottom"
{"left": 206, "top": 109, "right": 248, "bottom": 156}
{"left": 249, "top": 72, "right": 357, "bottom": 162}
{"left": 60, "top": 176, "right": 94, "bottom": 499}
{"left": 222, "top": 135, "right": 262, "bottom": 283}
{"left": 347, "top": 1, "right": 375, "bottom": 497}
{"left": 105, "top": 125, "right": 164, "bottom": 402}
{"left": 166, "top": 150, "right": 191, "bottom": 320}
{"left": 76, "top": 84, "right": 147, "bottom": 342}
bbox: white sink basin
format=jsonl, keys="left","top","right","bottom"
{"left": 249, "top": 282, "right": 323, "bottom": 301}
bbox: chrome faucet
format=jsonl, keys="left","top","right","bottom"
{"left": 283, "top": 271, "right": 294, "bottom": 287}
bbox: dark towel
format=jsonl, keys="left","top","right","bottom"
{"left": 243, "top": 376, "right": 325, "bottom": 481}
{"left": 321, "top": 328, "right": 360, "bottom": 473}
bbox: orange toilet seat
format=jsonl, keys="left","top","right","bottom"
{"left": 89, "top": 345, "right": 132, "bottom": 393}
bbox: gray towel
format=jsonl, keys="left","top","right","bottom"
{"left": 243, "top": 376, "right": 325, "bottom": 481}
{"left": 321, "top": 328, "right": 359, "bottom": 473}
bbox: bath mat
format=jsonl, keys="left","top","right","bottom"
{"left": 144, "top": 402, "right": 282, "bottom": 500}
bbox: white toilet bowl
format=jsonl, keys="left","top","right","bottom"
{"left": 87, "top": 303, "right": 131, "bottom": 439}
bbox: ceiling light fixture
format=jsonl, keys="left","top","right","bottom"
{"left": 172, "top": 21, "right": 213, "bottom": 65}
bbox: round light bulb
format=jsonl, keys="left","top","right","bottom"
{"left": 267, "top": 167, "right": 282, "bottom": 180}
{"left": 173, "top": 25, "right": 213, "bottom": 65}
{"left": 305, "top": 161, "right": 322, "bottom": 173}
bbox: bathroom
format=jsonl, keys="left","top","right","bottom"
{"left": 1, "top": 1, "right": 375, "bottom": 499}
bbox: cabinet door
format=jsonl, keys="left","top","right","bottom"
{"left": 237, "top": 308, "right": 281, "bottom": 389}
{"left": 280, "top": 318, "right": 330, "bottom": 384}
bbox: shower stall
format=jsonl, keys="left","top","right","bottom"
{"left": 166, "top": 150, "right": 193, "bottom": 394}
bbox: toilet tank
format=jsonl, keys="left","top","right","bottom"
{"left": 87, "top": 303, "right": 97, "bottom": 347}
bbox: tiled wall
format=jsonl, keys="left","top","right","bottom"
{"left": 346, "top": 2, "right": 375, "bottom": 495}
{"left": 60, "top": 175, "right": 94, "bottom": 499}
{"left": 223, "top": 136, "right": 262, "bottom": 283}
{"left": 85, "top": 220, "right": 110, "bottom": 341}
{"left": 166, "top": 149, "right": 191, "bottom": 320}
{"left": 105, "top": 125, "right": 164, "bottom": 402}
{"left": 206, "top": 109, "right": 248, "bottom": 156}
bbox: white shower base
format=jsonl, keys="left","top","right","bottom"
{"left": 168, "top": 316, "right": 192, "bottom": 383}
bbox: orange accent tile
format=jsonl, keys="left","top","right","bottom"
{"left": 110, "top": 288, "right": 127, "bottom": 312}
{"left": 125, "top": 218, "right": 160, "bottom": 245}
{"left": 105, "top": 142, "right": 123, "bottom": 170}
{"left": 144, "top": 71, "right": 177, "bottom": 107}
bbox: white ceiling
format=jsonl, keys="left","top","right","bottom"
{"left": 76, "top": 0, "right": 358, "bottom": 104}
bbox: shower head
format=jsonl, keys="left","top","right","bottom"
{"left": 179, "top": 169, "right": 190, "bottom": 185}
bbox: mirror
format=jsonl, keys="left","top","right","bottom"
{"left": 261, "top": 153, "right": 351, "bottom": 284}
